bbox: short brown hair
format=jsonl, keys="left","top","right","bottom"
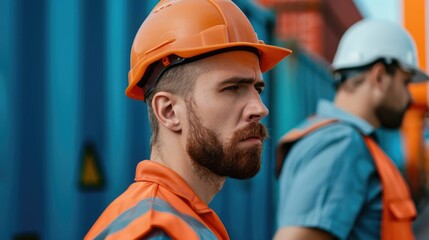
{"left": 335, "top": 59, "right": 400, "bottom": 92}
{"left": 145, "top": 60, "right": 207, "bottom": 148}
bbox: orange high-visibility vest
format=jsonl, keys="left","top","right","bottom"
{"left": 85, "top": 160, "right": 229, "bottom": 240}
{"left": 276, "top": 118, "right": 416, "bottom": 240}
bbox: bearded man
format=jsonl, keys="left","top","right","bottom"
{"left": 274, "top": 19, "right": 429, "bottom": 240}
{"left": 85, "top": 0, "right": 291, "bottom": 239}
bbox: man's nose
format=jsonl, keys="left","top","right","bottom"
{"left": 244, "top": 91, "right": 269, "bottom": 122}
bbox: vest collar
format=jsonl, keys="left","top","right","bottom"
{"left": 134, "top": 160, "right": 213, "bottom": 214}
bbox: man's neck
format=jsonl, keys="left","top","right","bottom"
{"left": 150, "top": 146, "right": 226, "bottom": 204}
{"left": 188, "top": 164, "right": 226, "bottom": 203}
{"left": 333, "top": 92, "right": 380, "bottom": 128}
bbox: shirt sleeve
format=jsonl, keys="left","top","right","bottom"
{"left": 277, "top": 124, "right": 376, "bottom": 239}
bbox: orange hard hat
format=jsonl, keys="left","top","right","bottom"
{"left": 127, "top": 0, "right": 292, "bottom": 100}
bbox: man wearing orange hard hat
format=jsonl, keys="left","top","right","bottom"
{"left": 85, "top": 0, "right": 291, "bottom": 239}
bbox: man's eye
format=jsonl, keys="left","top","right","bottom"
{"left": 224, "top": 85, "right": 239, "bottom": 91}
{"left": 256, "top": 87, "right": 263, "bottom": 94}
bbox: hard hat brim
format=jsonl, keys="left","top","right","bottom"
{"left": 399, "top": 62, "right": 429, "bottom": 82}
{"left": 412, "top": 69, "right": 429, "bottom": 82}
{"left": 127, "top": 42, "right": 292, "bottom": 100}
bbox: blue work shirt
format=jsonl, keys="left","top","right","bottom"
{"left": 277, "top": 99, "right": 382, "bottom": 240}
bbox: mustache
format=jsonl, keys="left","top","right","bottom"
{"left": 231, "top": 122, "right": 269, "bottom": 143}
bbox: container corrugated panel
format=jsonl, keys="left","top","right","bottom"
{"left": 270, "top": 44, "right": 335, "bottom": 144}
{"left": 0, "top": 0, "right": 16, "bottom": 239}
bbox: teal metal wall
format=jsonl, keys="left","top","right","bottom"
{"left": 1, "top": 0, "right": 158, "bottom": 239}
{"left": 270, "top": 44, "right": 335, "bottom": 144}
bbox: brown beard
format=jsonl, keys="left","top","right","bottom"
{"left": 375, "top": 100, "right": 411, "bottom": 129}
{"left": 186, "top": 103, "right": 268, "bottom": 179}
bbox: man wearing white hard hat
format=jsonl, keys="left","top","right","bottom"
{"left": 274, "top": 19, "right": 429, "bottom": 240}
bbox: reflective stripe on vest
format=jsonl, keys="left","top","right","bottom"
{"left": 95, "top": 197, "right": 217, "bottom": 240}
{"left": 276, "top": 118, "right": 416, "bottom": 240}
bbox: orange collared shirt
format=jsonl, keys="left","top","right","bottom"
{"left": 85, "top": 160, "right": 229, "bottom": 240}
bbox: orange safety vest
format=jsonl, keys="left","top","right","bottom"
{"left": 85, "top": 160, "right": 229, "bottom": 240}
{"left": 276, "top": 118, "right": 416, "bottom": 240}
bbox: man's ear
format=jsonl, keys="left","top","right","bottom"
{"left": 368, "top": 62, "right": 388, "bottom": 90}
{"left": 152, "top": 92, "right": 182, "bottom": 132}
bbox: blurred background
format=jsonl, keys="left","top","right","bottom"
{"left": 1, "top": 0, "right": 429, "bottom": 239}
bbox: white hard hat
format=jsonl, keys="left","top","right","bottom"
{"left": 332, "top": 19, "right": 429, "bottom": 82}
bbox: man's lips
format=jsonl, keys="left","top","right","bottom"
{"left": 240, "top": 136, "right": 263, "bottom": 143}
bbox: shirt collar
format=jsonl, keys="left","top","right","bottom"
{"left": 134, "top": 160, "right": 212, "bottom": 213}
{"left": 316, "top": 99, "right": 375, "bottom": 136}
